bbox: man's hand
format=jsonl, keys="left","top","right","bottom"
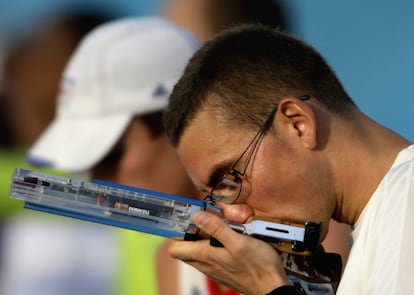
{"left": 168, "top": 210, "right": 291, "bottom": 295}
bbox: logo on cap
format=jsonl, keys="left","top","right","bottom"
{"left": 152, "top": 84, "right": 168, "bottom": 98}
{"left": 58, "top": 77, "right": 76, "bottom": 104}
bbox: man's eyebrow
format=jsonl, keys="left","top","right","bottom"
{"left": 207, "top": 160, "right": 233, "bottom": 188}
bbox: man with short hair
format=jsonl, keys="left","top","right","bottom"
{"left": 163, "top": 24, "right": 413, "bottom": 295}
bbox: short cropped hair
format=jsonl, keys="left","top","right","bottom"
{"left": 164, "top": 24, "right": 356, "bottom": 147}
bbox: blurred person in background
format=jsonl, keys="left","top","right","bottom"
{"left": 0, "top": 8, "right": 115, "bottom": 218}
{"left": 156, "top": 1, "right": 351, "bottom": 294}
{"left": 5, "top": 16, "right": 199, "bottom": 295}
{"left": 0, "top": 11, "right": 120, "bottom": 295}
{"left": 0, "top": 9, "right": 115, "bottom": 149}
{"left": 160, "top": 0, "right": 289, "bottom": 42}
{"left": 0, "top": 10, "right": 116, "bottom": 295}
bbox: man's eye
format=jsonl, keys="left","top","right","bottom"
{"left": 220, "top": 177, "right": 241, "bottom": 190}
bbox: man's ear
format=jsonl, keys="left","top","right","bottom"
{"left": 277, "top": 98, "right": 317, "bottom": 149}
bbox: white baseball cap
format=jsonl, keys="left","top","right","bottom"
{"left": 27, "top": 17, "right": 199, "bottom": 172}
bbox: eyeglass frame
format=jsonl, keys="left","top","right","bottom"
{"left": 205, "top": 95, "right": 311, "bottom": 205}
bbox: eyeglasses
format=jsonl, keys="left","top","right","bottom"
{"left": 205, "top": 95, "right": 310, "bottom": 204}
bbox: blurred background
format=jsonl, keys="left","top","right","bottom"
{"left": 0, "top": 0, "right": 413, "bottom": 142}
{"left": 0, "top": 0, "right": 413, "bottom": 294}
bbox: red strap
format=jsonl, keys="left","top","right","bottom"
{"left": 206, "top": 277, "right": 240, "bottom": 295}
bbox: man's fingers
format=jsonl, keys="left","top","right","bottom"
{"left": 169, "top": 239, "right": 210, "bottom": 261}
{"left": 168, "top": 211, "right": 238, "bottom": 262}
{"left": 193, "top": 211, "right": 234, "bottom": 247}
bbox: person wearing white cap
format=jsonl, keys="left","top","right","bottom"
{"left": 28, "top": 16, "right": 199, "bottom": 176}
{"left": 2, "top": 16, "right": 200, "bottom": 295}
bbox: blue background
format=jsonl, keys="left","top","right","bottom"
{"left": 285, "top": 1, "right": 414, "bottom": 141}
{"left": 1, "top": 0, "right": 413, "bottom": 140}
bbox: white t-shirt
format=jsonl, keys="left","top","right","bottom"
{"left": 337, "top": 144, "right": 414, "bottom": 294}
{"left": 179, "top": 261, "right": 209, "bottom": 295}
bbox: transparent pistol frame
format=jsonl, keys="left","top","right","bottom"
{"left": 10, "top": 168, "right": 321, "bottom": 255}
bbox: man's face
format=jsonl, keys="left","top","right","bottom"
{"left": 178, "top": 106, "right": 334, "bottom": 234}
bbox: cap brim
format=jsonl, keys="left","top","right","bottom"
{"left": 27, "top": 114, "right": 132, "bottom": 172}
